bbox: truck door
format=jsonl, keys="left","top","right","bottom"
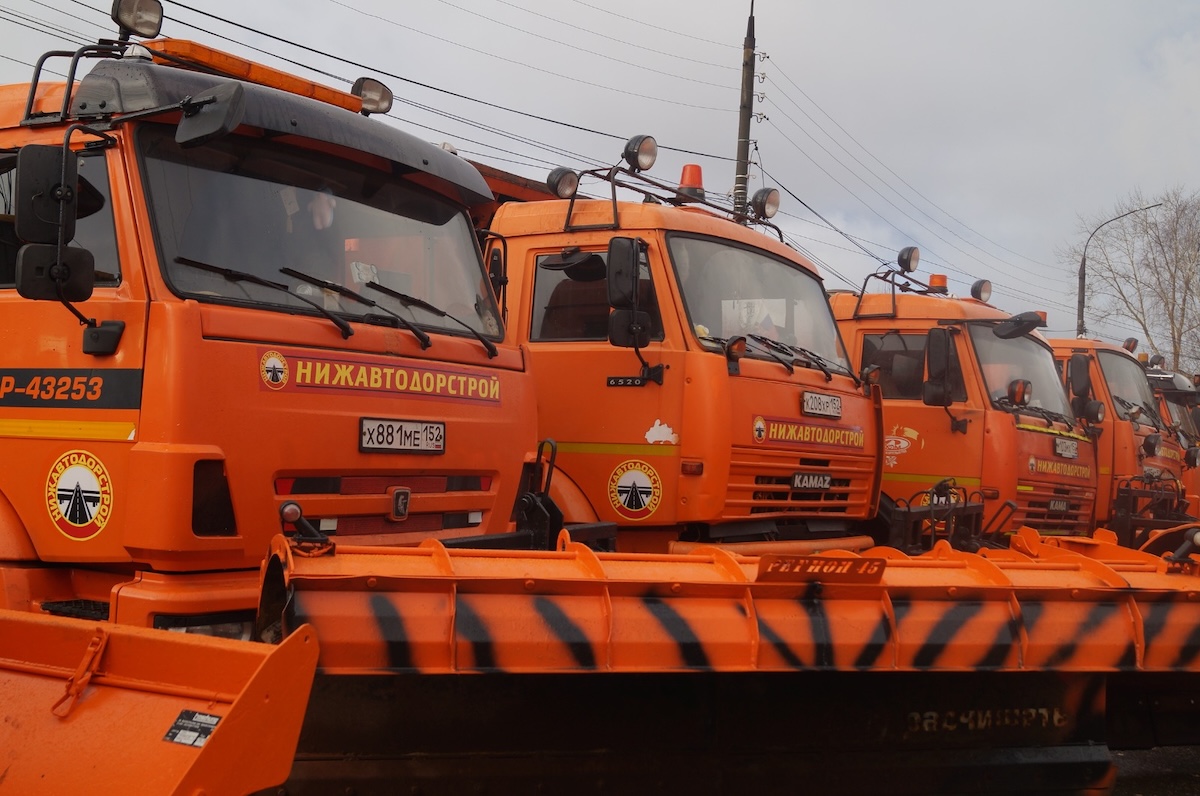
{"left": 523, "top": 242, "right": 687, "bottom": 528}
{"left": 858, "top": 328, "right": 985, "bottom": 510}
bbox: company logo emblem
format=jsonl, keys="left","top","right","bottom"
{"left": 260, "top": 350, "right": 289, "bottom": 390}
{"left": 46, "top": 450, "right": 113, "bottom": 541}
{"left": 753, "top": 416, "right": 767, "bottom": 443}
{"left": 608, "top": 460, "right": 662, "bottom": 521}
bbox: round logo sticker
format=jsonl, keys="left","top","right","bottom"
{"left": 260, "top": 350, "right": 289, "bottom": 390}
{"left": 46, "top": 450, "right": 113, "bottom": 541}
{"left": 608, "top": 459, "right": 663, "bottom": 521}
{"left": 752, "top": 416, "right": 767, "bottom": 443}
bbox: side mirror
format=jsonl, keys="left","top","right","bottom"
{"left": 15, "top": 244, "right": 95, "bottom": 301}
{"left": 176, "top": 82, "right": 246, "bottom": 149}
{"left": 1191, "top": 405, "right": 1200, "bottom": 432}
{"left": 925, "top": 327, "right": 951, "bottom": 382}
{"left": 606, "top": 237, "right": 638, "bottom": 310}
{"left": 1068, "top": 353, "right": 1092, "bottom": 398}
{"left": 608, "top": 309, "right": 651, "bottom": 349}
{"left": 15, "top": 145, "right": 78, "bottom": 245}
{"left": 922, "top": 380, "right": 952, "bottom": 408}
{"left": 1187, "top": 447, "right": 1200, "bottom": 469}
{"left": 1007, "top": 378, "right": 1032, "bottom": 407}
{"left": 487, "top": 247, "right": 505, "bottom": 300}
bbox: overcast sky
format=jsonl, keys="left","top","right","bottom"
{"left": 5, "top": 0, "right": 1199, "bottom": 346}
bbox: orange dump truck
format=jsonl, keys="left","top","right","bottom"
{"left": 479, "top": 140, "right": 884, "bottom": 554}
{"left": 1051, "top": 338, "right": 1199, "bottom": 550}
{"left": 830, "top": 265, "right": 1100, "bottom": 550}
{"left": 11, "top": 6, "right": 1200, "bottom": 794}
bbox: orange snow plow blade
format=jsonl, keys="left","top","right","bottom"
{"left": 0, "top": 610, "right": 318, "bottom": 795}
{"left": 256, "top": 529, "right": 1200, "bottom": 795}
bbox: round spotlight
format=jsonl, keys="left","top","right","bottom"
{"left": 897, "top": 246, "right": 920, "bottom": 273}
{"left": 970, "top": 279, "right": 992, "bottom": 302}
{"left": 546, "top": 167, "right": 580, "bottom": 199}
{"left": 622, "top": 135, "right": 657, "bottom": 172}
{"left": 750, "top": 187, "right": 780, "bottom": 219}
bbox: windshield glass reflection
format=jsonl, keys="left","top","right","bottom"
{"left": 137, "top": 124, "right": 500, "bottom": 338}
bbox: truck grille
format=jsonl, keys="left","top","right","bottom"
{"left": 729, "top": 446, "right": 875, "bottom": 520}
{"left": 1012, "top": 479, "right": 1094, "bottom": 535}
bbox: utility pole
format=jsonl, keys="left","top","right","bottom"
{"left": 732, "top": 1, "right": 756, "bottom": 216}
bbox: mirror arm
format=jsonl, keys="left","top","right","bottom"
{"left": 944, "top": 404, "right": 968, "bottom": 435}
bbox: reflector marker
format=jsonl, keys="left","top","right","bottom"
{"left": 642, "top": 597, "right": 711, "bottom": 669}
{"left": 533, "top": 596, "right": 596, "bottom": 669}
{"left": 455, "top": 599, "right": 497, "bottom": 671}
{"left": 370, "top": 594, "right": 415, "bottom": 671}
{"left": 0, "top": 419, "right": 136, "bottom": 441}
{"left": 912, "top": 602, "right": 985, "bottom": 669}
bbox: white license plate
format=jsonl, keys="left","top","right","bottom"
{"left": 360, "top": 417, "right": 445, "bottom": 453}
{"left": 1047, "top": 498, "right": 1070, "bottom": 513}
{"left": 1054, "top": 437, "right": 1079, "bottom": 459}
{"left": 792, "top": 472, "right": 832, "bottom": 490}
{"left": 803, "top": 391, "right": 842, "bottom": 418}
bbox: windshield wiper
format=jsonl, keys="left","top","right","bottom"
{"left": 281, "top": 267, "right": 431, "bottom": 349}
{"left": 364, "top": 281, "right": 497, "bottom": 358}
{"left": 1000, "top": 400, "right": 1074, "bottom": 429}
{"left": 745, "top": 334, "right": 794, "bottom": 375}
{"left": 750, "top": 334, "right": 836, "bottom": 382}
{"left": 175, "top": 257, "right": 352, "bottom": 339}
{"left": 1112, "top": 394, "right": 1158, "bottom": 427}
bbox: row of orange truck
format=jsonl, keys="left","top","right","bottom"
{"left": 4, "top": 4, "right": 1200, "bottom": 794}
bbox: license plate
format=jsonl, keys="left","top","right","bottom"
{"left": 1047, "top": 498, "right": 1070, "bottom": 513}
{"left": 1054, "top": 437, "right": 1079, "bottom": 459}
{"left": 803, "top": 391, "right": 842, "bottom": 418}
{"left": 360, "top": 417, "right": 445, "bottom": 453}
{"left": 792, "top": 471, "right": 832, "bottom": 490}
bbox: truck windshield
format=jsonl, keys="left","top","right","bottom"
{"left": 1163, "top": 395, "right": 1198, "bottom": 442}
{"left": 668, "top": 235, "right": 846, "bottom": 366}
{"left": 137, "top": 124, "right": 500, "bottom": 338}
{"left": 970, "top": 327, "right": 1073, "bottom": 418}
{"left": 1097, "top": 350, "right": 1164, "bottom": 428}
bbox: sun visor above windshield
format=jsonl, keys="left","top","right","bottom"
{"left": 71, "top": 59, "right": 491, "bottom": 206}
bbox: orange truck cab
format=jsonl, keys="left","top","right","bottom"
{"left": 1145, "top": 365, "right": 1200, "bottom": 512}
{"left": 0, "top": 28, "right": 551, "bottom": 635}
{"left": 831, "top": 263, "right": 1100, "bottom": 551}
{"left": 482, "top": 137, "right": 882, "bottom": 553}
{"left": 1050, "top": 338, "right": 1198, "bottom": 550}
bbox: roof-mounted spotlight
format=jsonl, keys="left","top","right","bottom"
{"left": 546, "top": 167, "right": 579, "bottom": 200}
{"left": 1122, "top": 337, "right": 1138, "bottom": 353}
{"left": 897, "top": 246, "right": 920, "bottom": 273}
{"left": 750, "top": 187, "right": 780, "bottom": 219}
{"left": 351, "top": 77, "right": 393, "bottom": 116}
{"left": 111, "top": 0, "right": 163, "bottom": 39}
{"left": 622, "top": 135, "right": 657, "bottom": 172}
{"left": 1149, "top": 353, "right": 1166, "bottom": 368}
{"left": 970, "top": 279, "right": 992, "bottom": 302}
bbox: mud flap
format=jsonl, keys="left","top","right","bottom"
{"left": 0, "top": 608, "right": 318, "bottom": 795}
